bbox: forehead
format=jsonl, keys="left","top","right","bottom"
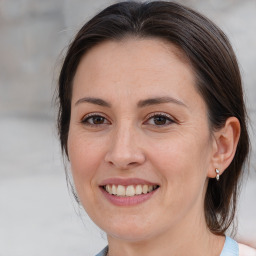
{"left": 72, "top": 38, "right": 199, "bottom": 107}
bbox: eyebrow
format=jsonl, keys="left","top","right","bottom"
{"left": 75, "top": 96, "right": 187, "bottom": 108}
{"left": 137, "top": 96, "right": 187, "bottom": 108}
{"left": 75, "top": 97, "right": 111, "bottom": 107}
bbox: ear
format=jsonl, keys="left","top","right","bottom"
{"left": 208, "top": 117, "right": 241, "bottom": 178}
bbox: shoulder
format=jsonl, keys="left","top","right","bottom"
{"left": 95, "top": 246, "right": 108, "bottom": 256}
{"left": 238, "top": 243, "right": 256, "bottom": 256}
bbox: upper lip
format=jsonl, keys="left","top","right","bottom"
{"left": 99, "top": 178, "right": 159, "bottom": 186}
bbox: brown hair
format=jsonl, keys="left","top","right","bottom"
{"left": 57, "top": 1, "right": 249, "bottom": 235}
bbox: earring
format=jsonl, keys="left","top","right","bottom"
{"left": 215, "top": 169, "right": 220, "bottom": 181}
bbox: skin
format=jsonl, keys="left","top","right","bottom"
{"left": 67, "top": 38, "right": 240, "bottom": 256}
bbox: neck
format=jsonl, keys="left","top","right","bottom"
{"left": 107, "top": 208, "right": 225, "bottom": 256}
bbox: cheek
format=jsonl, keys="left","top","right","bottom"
{"left": 151, "top": 126, "right": 211, "bottom": 170}
{"left": 67, "top": 131, "right": 106, "bottom": 188}
{"left": 146, "top": 131, "right": 211, "bottom": 200}
{"left": 147, "top": 134, "right": 199, "bottom": 173}
{"left": 67, "top": 131, "right": 110, "bottom": 216}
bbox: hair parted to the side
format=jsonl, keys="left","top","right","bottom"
{"left": 57, "top": 1, "right": 249, "bottom": 235}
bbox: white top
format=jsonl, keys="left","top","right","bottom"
{"left": 96, "top": 236, "right": 256, "bottom": 256}
{"left": 239, "top": 243, "right": 256, "bottom": 256}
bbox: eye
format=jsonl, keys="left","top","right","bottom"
{"left": 145, "top": 113, "right": 175, "bottom": 126}
{"left": 81, "top": 113, "right": 110, "bottom": 126}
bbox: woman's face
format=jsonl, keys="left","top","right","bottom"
{"left": 68, "top": 38, "right": 216, "bottom": 241}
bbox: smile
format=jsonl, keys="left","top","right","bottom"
{"left": 103, "top": 184, "right": 159, "bottom": 197}
{"left": 100, "top": 178, "right": 160, "bottom": 206}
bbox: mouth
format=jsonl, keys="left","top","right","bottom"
{"left": 102, "top": 184, "right": 160, "bottom": 197}
{"left": 99, "top": 178, "right": 160, "bottom": 206}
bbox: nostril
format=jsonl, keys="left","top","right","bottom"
{"left": 104, "top": 149, "right": 146, "bottom": 169}
{"left": 128, "top": 162, "right": 138, "bottom": 166}
{"left": 108, "top": 161, "right": 115, "bottom": 166}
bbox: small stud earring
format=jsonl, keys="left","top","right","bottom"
{"left": 215, "top": 169, "right": 220, "bottom": 181}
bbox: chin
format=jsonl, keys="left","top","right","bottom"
{"left": 107, "top": 228, "right": 155, "bottom": 242}
{"left": 100, "top": 217, "right": 159, "bottom": 242}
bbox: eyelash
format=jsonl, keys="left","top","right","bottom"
{"left": 81, "top": 112, "right": 110, "bottom": 127}
{"left": 145, "top": 112, "right": 175, "bottom": 126}
{"left": 81, "top": 112, "right": 175, "bottom": 127}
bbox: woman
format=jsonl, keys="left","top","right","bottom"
{"left": 57, "top": 1, "right": 256, "bottom": 255}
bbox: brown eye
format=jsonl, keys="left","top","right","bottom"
{"left": 146, "top": 113, "right": 175, "bottom": 127}
{"left": 153, "top": 116, "right": 168, "bottom": 125}
{"left": 91, "top": 116, "right": 105, "bottom": 124}
{"left": 82, "top": 114, "right": 110, "bottom": 126}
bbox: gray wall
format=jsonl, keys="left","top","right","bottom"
{"left": 0, "top": 1, "right": 255, "bottom": 255}
{"left": 1, "top": 0, "right": 256, "bottom": 118}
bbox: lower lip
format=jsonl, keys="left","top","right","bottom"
{"left": 100, "top": 187, "right": 159, "bottom": 206}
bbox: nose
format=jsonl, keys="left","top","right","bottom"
{"left": 104, "top": 124, "right": 146, "bottom": 170}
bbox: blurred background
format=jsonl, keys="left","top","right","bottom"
{"left": 0, "top": 0, "right": 255, "bottom": 255}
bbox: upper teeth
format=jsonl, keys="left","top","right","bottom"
{"left": 104, "top": 184, "right": 158, "bottom": 197}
